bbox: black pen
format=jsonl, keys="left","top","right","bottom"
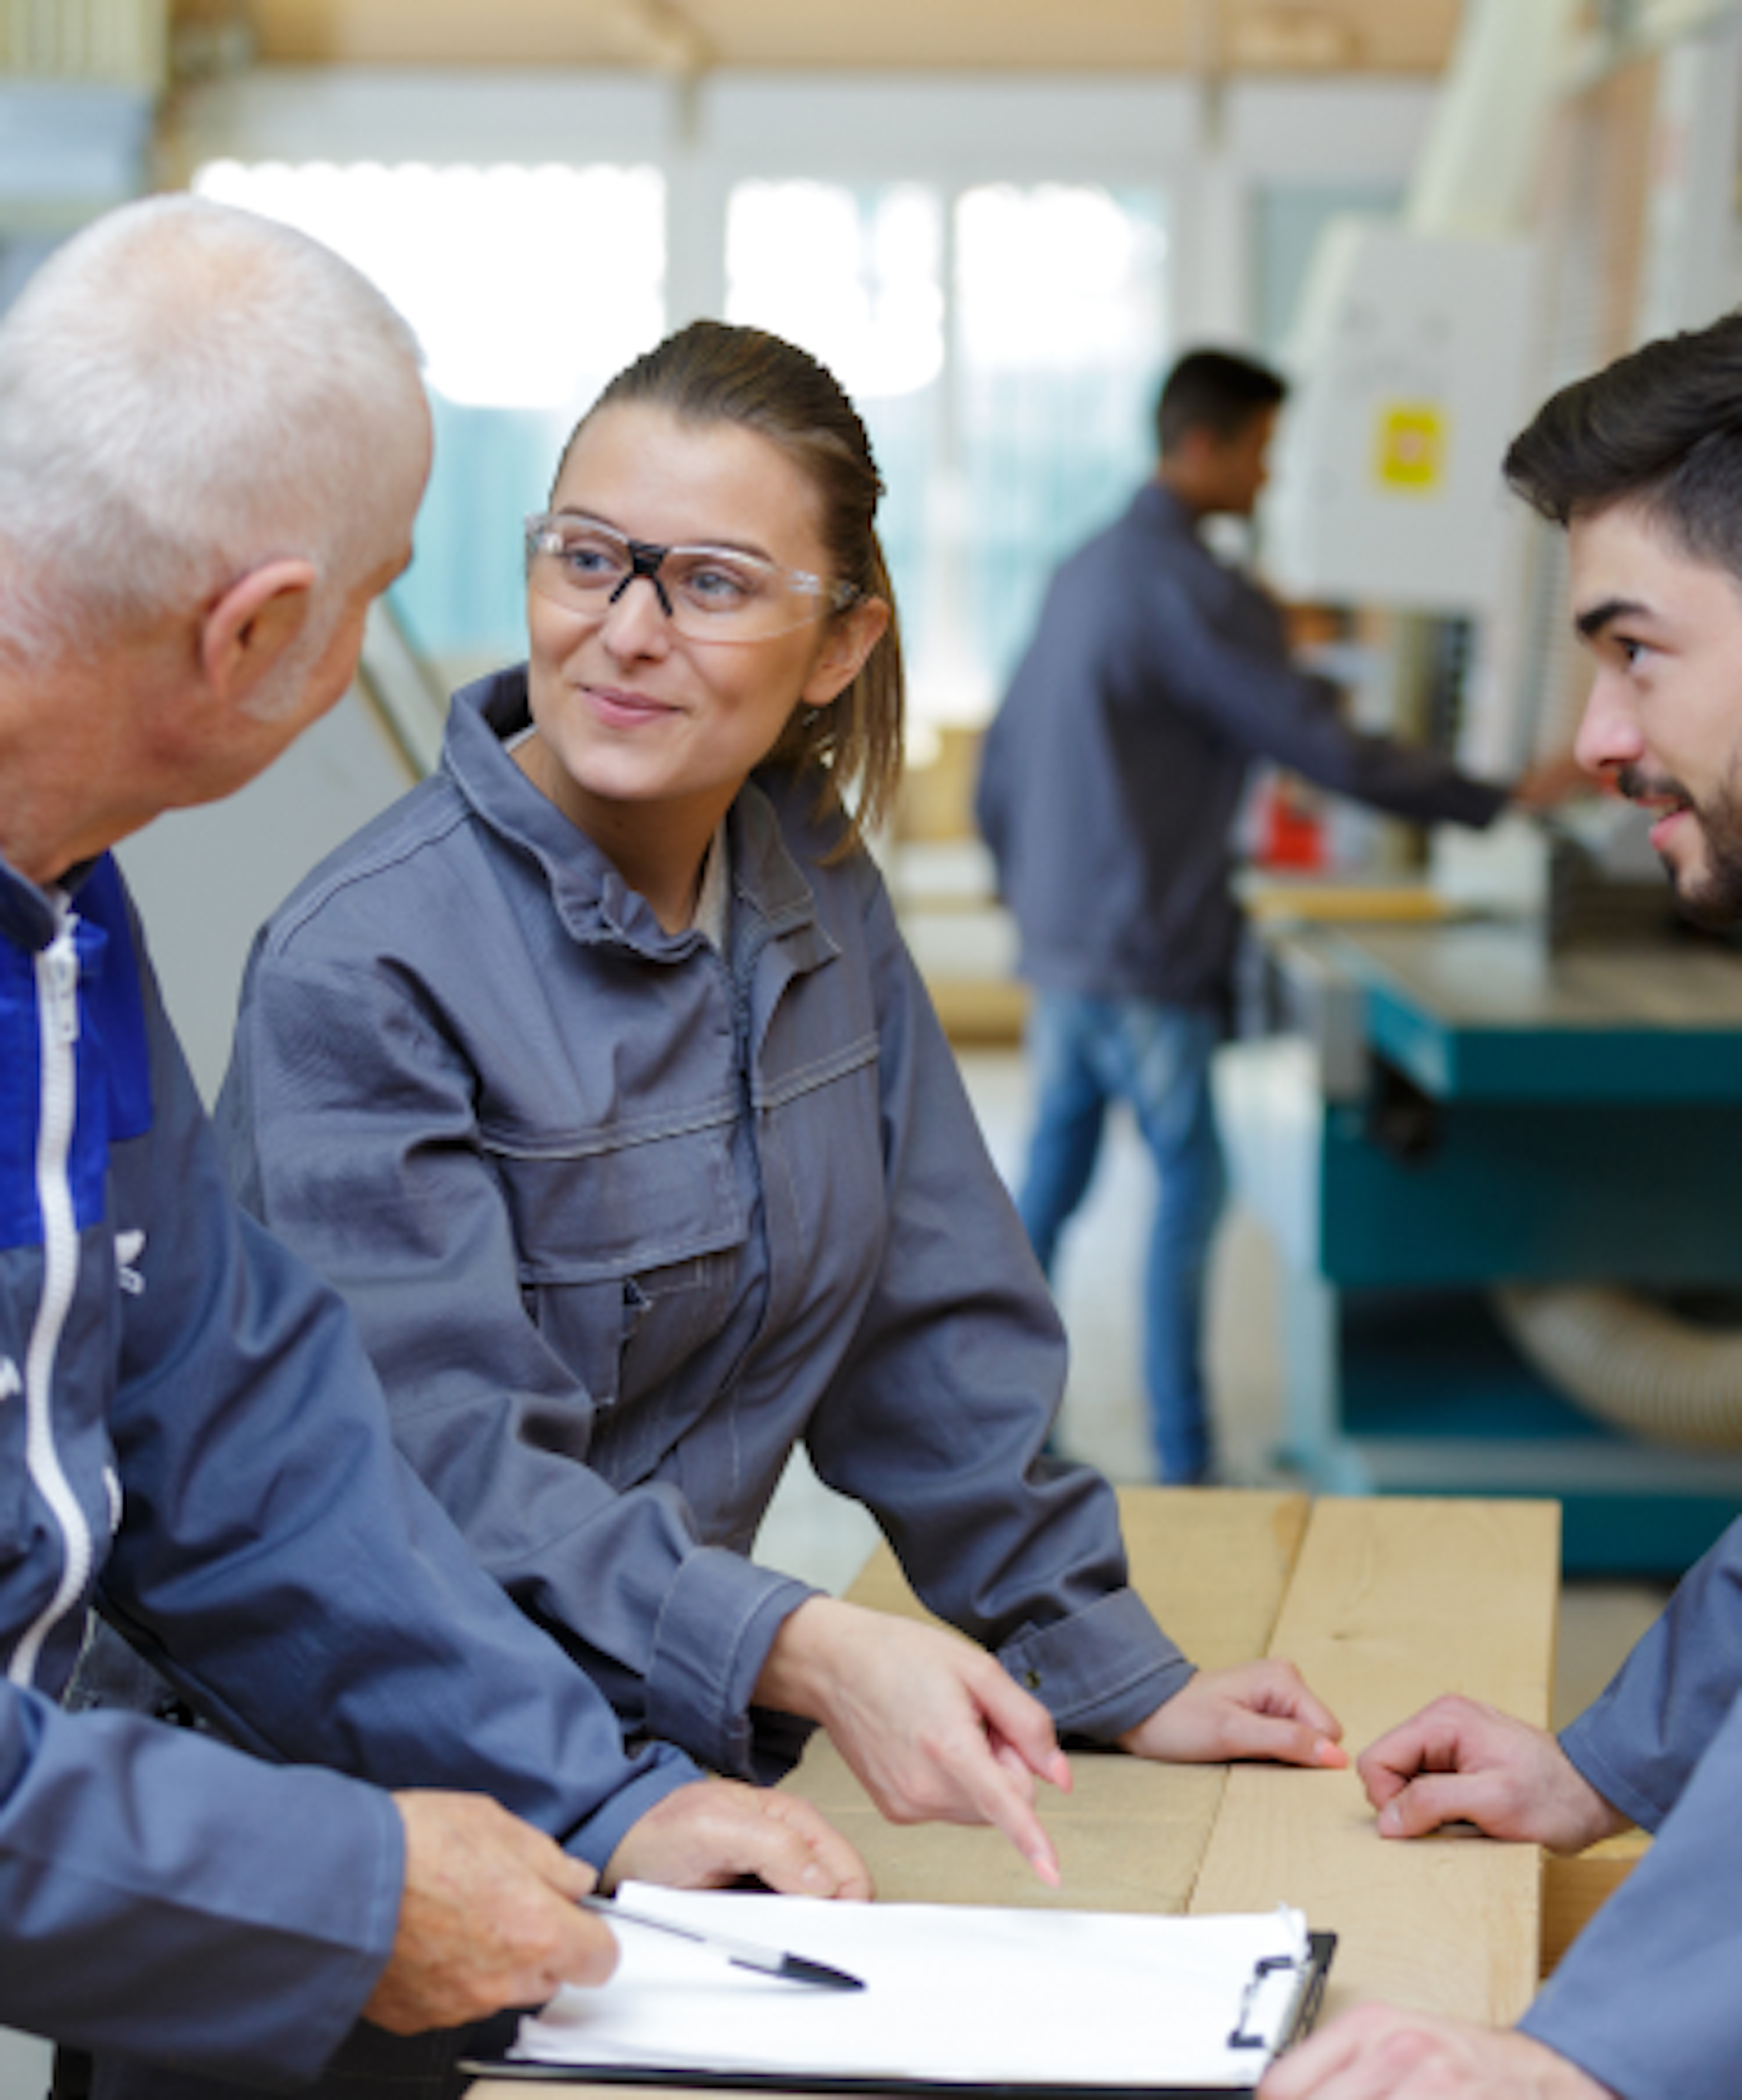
{"left": 580, "top": 1893, "right": 866, "bottom": 1992}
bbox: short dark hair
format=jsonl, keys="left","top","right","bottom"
{"left": 1155, "top": 348, "right": 1287, "bottom": 455}
{"left": 1505, "top": 310, "right": 1742, "bottom": 579}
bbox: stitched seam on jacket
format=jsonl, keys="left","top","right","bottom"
{"left": 753, "top": 1032, "right": 877, "bottom": 1112}
{"left": 480, "top": 1096, "right": 739, "bottom": 1161}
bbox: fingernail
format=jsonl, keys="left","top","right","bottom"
{"left": 1378, "top": 1803, "right": 1400, "bottom": 1835}
{"left": 1030, "top": 1852, "right": 1062, "bottom": 1888}
{"left": 800, "top": 1861, "right": 828, "bottom": 1890}
{"left": 1316, "top": 1739, "right": 1349, "bottom": 1768}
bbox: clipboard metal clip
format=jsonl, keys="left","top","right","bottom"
{"left": 1227, "top": 1953, "right": 1306, "bottom": 2051}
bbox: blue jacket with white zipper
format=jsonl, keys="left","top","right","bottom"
{"left": 0, "top": 847, "right": 693, "bottom": 2086}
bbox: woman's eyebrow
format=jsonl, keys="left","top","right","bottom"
{"left": 548, "top": 505, "right": 776, "bottom": 563}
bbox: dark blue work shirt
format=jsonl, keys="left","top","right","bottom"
{"left": 976, "top": 483, "right": 1508, "bottom": 1011}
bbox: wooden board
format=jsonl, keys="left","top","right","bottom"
{"left": 782, "top": 1490, "right": 1308, "bottom": 1910}
{"left": 829, "top": 1487, "right": 1309, "bottom": 1662}
{"left": 1188, "top": 1496, "right": 1561, "bottom": 2028}
{"left": 1541, "top": 1830, "right": 1648, "bottom": 1974}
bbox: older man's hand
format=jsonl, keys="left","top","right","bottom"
{"left": 363, "top": 1791, "right": 616, "bottom": 2034}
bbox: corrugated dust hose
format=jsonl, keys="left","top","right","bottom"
{"left": 1495, "top": 1284, "right": 1742, "bottom": 1450}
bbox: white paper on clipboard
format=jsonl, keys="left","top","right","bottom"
{"left": 502, "top": 1884, "right": 1321, "bottom": 2093}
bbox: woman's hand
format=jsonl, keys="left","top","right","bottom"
{"left": 602, "top": 1776, "right": 872, "bottom": 1899}
{"left": 755, "top": 1598, "right": 1073, "bottom": 1884}
{"left": 1118, "top": 1660, "right": 1346, "bottom": 1768}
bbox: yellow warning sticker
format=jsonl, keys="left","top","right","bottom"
{"left": 1375, "top": 402, "right": 1446, "bottom": 492}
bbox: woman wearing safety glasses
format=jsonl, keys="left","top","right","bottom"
{"left": 216, "top": 321, "right": 1344, "bottom": 1873}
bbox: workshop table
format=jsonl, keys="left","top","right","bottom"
{"left": 470, "top": 1487, "right": 1606, "bottom": 2097}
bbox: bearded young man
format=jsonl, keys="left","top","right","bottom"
{"left": 1262, "top": 311, "right": 1742, "bottom": 2100}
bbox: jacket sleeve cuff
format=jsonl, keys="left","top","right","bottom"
{"left": 644, "top": 1548, "right": 818, "bottom": 1778}
{"left": 997, "top": 1589, "right": 1192, "bottom": 1739}
{"left": 286, "top": 1778, "right": 411, "bottom": 2082}
{"left": 559, "top": 1739, "right": 705, "bottom": 1871}
{"left": 1560, "top": 1712, "right": 1672, "bottom": 1835}
{"left": 1518, "top": 1707, "right": 1742, "bottom": 2100}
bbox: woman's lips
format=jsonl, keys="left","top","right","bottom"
{"left": 586, "top": 684, "right": 675, "bottom": 728}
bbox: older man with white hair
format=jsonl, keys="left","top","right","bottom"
{"left": 0, "top": 194, "right": 865, "bottom": 2100}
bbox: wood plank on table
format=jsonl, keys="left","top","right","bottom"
{"left": 1541, "top": 1830, "right": 1648, "bottom": 1974}
{"left": 824, "top": 1485, "right": 1309, "bottom": 1660}
{"left": 1188, "top": 1495, "right": 1560, "bottom": 2031}
{"left": 782, "top": 1489, "right": 1310, "bottom": 1911}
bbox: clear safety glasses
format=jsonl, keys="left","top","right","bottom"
{"left": 525, "top": 512, "right": 862, "bottom": 643}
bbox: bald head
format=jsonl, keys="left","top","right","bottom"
{"left": 0, "top": 194, "right": 430, "bottom": 666}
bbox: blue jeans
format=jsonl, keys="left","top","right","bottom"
{"left": 1017, "top": 991, "right": 1227, "bottom": 1484}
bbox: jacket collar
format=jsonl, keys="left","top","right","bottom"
{"left": 0, "top": 848, "right": 103, "bottom": 953}
{"left": 1131, "top": 480, "right": 1201, "bottom": 539}
{"left": 440, "top": 665, "right": 821, "bottom": 954}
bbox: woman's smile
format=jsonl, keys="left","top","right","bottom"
{"left": 582, "top": 679, "right": 683, "bottom": 730}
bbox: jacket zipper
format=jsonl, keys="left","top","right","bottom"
{"left": 9, "top": 904, "right": 93, "bottom": 1687}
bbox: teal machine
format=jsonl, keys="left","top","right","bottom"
{"left": 1223, "top": 0, "right": 1742, "bottom": 1576}
{"left": 1227, "top": 916, "right": 1742, "bottom": 1573}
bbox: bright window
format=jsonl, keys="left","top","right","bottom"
{"left": 189, "top": 160, "right": 1165, "bottom": 713}
{"left": 956, "top": 183, "right": 1169, "bottom": 707}
{"left": 726, "top": 177, "right": 1168, "bottom": 727}
{"left": 192, "top": 158, "right": 665, "bottom": 664}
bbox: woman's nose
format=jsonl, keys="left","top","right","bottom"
{"left": 601, "top": 575, "right": 672, "bottom": 657}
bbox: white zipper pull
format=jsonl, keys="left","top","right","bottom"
{"left": 44, "top": 920, "right": 80, "bottom": 1046}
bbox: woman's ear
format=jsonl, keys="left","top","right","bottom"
{"left": 800, "top": 597, "right": 891, "bottom": 709}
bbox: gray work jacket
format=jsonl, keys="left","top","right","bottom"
{"left": 217, "top": 668, "right": 1191, "bottom": 1781}
{"left": 1521, "top": 1515, "right": 1742, "bottom": 2099}
{"left": 976, "top": 483, "right": 1509, "bottom": 1011}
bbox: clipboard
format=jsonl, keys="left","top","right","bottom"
{"left": 463, "top": 1888, "right": 1336, "bottom": 2097}
{"left": 464, "top": 1934, "right": 1334, "bottom": 2095}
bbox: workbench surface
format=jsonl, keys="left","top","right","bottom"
{"left": 470, "top": 1487, "right": 1572, "bottom": 2096}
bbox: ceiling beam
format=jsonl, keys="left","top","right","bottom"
{"left": 231, "top": 0, "right": 1459, "bottom": 74}
{"left": 601, "top": 0, "right": 713, "bottom": 74}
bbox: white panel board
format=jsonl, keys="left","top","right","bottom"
{"left": 1267, "top": 222, "right": 1536, "bottom": 613}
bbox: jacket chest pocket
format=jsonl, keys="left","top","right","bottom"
{"left": 495, "top": 1119, "right": 748, "bottom": 1464}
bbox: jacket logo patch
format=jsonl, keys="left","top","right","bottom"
{"left": 116, "top": 1227, "right": 146, "bottom": 1296}
{"left": 0, "top": 1358, "right": 19, "bottom": 1402}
